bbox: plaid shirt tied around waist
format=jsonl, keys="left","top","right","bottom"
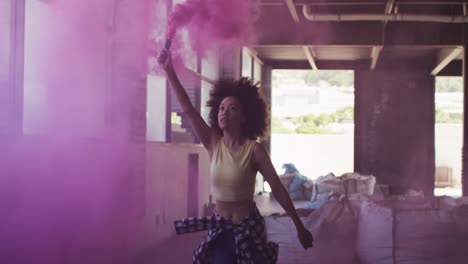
{"left": 174, "top": 205, "right": 278, "bottom": 264}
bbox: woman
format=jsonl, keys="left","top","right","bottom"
{"left": 159, "top": 49, "right": 313, "bottom": 263}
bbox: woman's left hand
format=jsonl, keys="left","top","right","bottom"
{"left": 297, "top": 226, "right": 314, "bottom": 249}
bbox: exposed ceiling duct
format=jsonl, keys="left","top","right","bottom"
{"left": 303, "top": 4, "right": 468, "bottom": 23}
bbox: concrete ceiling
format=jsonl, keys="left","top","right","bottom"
{"left": 253, "top": 0, "right": 468, "bottom": 74}
{"left": 254, "top": 45, "right": 376, "bottom": 61}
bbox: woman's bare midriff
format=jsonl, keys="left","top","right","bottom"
{"left": 215, "top": 199, "right": 255, "bottom": 224}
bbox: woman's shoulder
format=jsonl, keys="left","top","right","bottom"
{"left": 245, "top": 139, "right": 260, "bottom": 150}
{"left": 251, "top": 141, "right": 269, "bottom": 158}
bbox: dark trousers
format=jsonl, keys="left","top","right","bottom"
{"left": 211, "top": 229, "right": 237, "bottom": 264}
{"left": 211, "top": 229, "right": 268, "bottom": 263}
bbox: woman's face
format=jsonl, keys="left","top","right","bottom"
{"left": 218, "top": 96, "right": 244, "bottom": 131}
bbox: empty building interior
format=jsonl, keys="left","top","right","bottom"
{"left": 2, "top": 0, "right": 468, "bottom": 263}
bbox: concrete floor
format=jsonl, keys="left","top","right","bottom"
{"left": 134, "top": 193, "right": 309, "bottom": 264}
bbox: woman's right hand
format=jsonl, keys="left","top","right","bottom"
{"left": 157, "top": 49, "right": 172, "bottom": 70}
{"left": 297, "top": 225, "right": 314, "bottom": 250}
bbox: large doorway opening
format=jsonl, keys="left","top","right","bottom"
{"left": 434, "top": 76, "right": 463, "bottom": 197}
{"left": 270, "top": 69, "right": 354, "bottom": 181}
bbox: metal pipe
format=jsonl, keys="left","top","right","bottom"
{"left": 299, "top": 1, "right": 464, "bottom": 6}
{"left": 297, "top": 2, "right": 383, "bottom": 6}
{"left": 303, "top": 5, "right": 468, "bottom": 23}
{"left": 397, "top": 2, "right": 466, "bottom": 5}
{"left": 260, "top": 1, "right": 468, "bottom": 6}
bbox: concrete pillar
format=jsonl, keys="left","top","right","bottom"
{"left": 354, "top": 67, "right": 435, "bottom": 195}
{"left": 108, "top": 0, "right": 147, "bottom": 260}
{"left": 262, "top": 65, "right": 272, "bottom": 152}
{"left": 463, "top": 26, "right": 468, "bottom": 196}
{"left": 0, "top": 0, "right": 24, "bottom": 138}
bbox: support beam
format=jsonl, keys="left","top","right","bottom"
{"left": 370, "top": 46, "right": 382, "bottom": 70}
{"left": 463, "top": 26, "right": 468, "bottom": 196}
{"left": 245, "top": 46, "right": 264, "bottom": 65}
{"left": 11, "top": 0, "right": 25, "bottom": 137}
{"left": 438, "top": 60, "right": 462, "bottom": 76}
{"left": 184, "top": 66, "right": 217, "bottom": 85}
{"left": 284, "top": 0, "right": 300, "bottom": 23}
{"left": 303, "top": 46, "right": 318, "bottom": 70}
{"left": 431, "top": 46, "right": 463, "bottom": 76}
{"left": 384, "top": 0, "right": 395, "bottom": 14}
{"left": 381, "top": 0, "right": 395, "bottom": 54}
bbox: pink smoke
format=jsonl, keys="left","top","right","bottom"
{"left": 2, "top": 0, "right": 264, "bottom": 262}
{"left": 2, "top": 1, "right": 152, "bottom": 263}
{"left": 166, "top": 0, "right": 261, "bottom": 55}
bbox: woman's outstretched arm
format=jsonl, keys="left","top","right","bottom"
{"left": 253, "top": 143, "right": 314, "bottom": 249}
{"left": 158, "top": 50, "right": 218, "bottom": 153}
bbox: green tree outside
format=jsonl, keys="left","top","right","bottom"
{"left": 272, "top": 106, "right": 354, "bottom": 134}
{"left": 436, "top": 77, "right": 463, "bottom": 93}
{"left": 271, "top": 117, "right": 294, "bottom": 134}
{"left": 435, "top": 106, "right": 462, "bottom": 123}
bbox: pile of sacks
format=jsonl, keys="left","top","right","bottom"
{"left": 266, "top": 197, "right": 359, "bottom": 264}
{"left": 265, "top": 194, "right": 468, "bottom": 264}
{"left": 277, "top": 163, "right": 376, "bottom": 201}
{"left": 278, "top": 163, "right": 313, "bottom": 200}
{"left": 310, "top": 172, "right": 376, "bottom": 201}
{"left": 356, "top": 196, "right": 468, "bottom": 264}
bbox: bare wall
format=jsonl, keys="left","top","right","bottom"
{"left": 141, "top": 142, "right": 210, "bottom": 249}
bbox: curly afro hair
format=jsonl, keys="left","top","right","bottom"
{"left": 206, "top": 78, "right": 270, "bottom": 140}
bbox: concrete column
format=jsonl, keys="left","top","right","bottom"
{"left": 0, "top": 0, "right": 24, "bottom": 138}
{"left": 108, "top": 0, "right": 148, "bottom": 260}
{"left": 354, "top": 68, "right": 434, "bottom": 195}
{"left": 262, "top": 65, "right": 272, "bottom": 152}
{"left": 463, "top": 26, "right": 468, "bottom": 196}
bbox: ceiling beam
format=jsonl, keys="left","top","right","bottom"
{"left": 381, "top": 0, "right": 395, "bottom": 53}
{"left": 396, "top": 0, "right": 468, "bottom": 3}
{"left": 245, "top": 46, "right": 264, "bottom": 65}
{"left": 303, "top": 46, "right": 318, "bottom": 70}
{"left": 370, "top": 46, "right": 382, "bottom": 70}
{"left": 431, "top": 46, "right": 463, "bottom": 76}
{"left": 284, "top": 0, "right": 300, "bottom": 23}
{"left": 257, "top": 3, "right": 466, "bottom": 46}
{"left": 383, "top": 0, "right": 395, "bottom": 29}
{"left": 255, "top": 19, "right": 463, "bottom": 46}
{"left": 384, "top": 0, "right": 395, "bottom": 14}
{"left": 184, "top": 66, "right": 217, "bottom": 85}
{"left": 437, "top": 60, "right": 462, "bottom": 76}
{"left": 265, "top": 59, "right": 371, "bottom": 70}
